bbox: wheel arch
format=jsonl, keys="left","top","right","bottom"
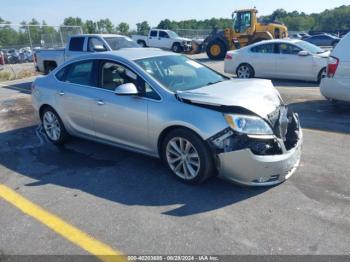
{"left": 157, "top": 125, "right": 206, "bottom": 160}
{"left": 43, "top": 60, "right": 58, "bottom": 74}
{"left": 137, "top": 39, "right": 147, "bottom": 47}
{"left": 39, "top": 104, "right": 56, "bottom": 120}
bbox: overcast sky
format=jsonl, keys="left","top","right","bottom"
{"left": 1, "top": 0, "right": 349, "bottom": 28}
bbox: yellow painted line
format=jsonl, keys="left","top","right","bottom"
{"left": 0, "top": 184, "right": 126, "bottom": 262}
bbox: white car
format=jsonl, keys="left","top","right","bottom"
{"left": 320, "top": 32, "right": 350, "bottom": 103}
{"left": 224, "top": 39, "right": 330, "bottom": 82}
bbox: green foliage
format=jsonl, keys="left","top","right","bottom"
{"left": 157, "top": 18, "right": 231, "bottom": 30}
{"left": 117, "top": 22, "right": 130, "bottom": 35}
{"left": 261, "top": 5, "right": 350, "bottom": 31}
{"left": 136, "top": 21, "right": 151, "bottom": 35}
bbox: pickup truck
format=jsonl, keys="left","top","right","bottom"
{"left": 132, "top": 29, "right": 192, "bottom": 53}
{"left": 35, "top": 34, "right": 139, "bottom": 74}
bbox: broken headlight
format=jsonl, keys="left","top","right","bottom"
{"left": 224, "top": 114, "right": 273, "bottom": 135}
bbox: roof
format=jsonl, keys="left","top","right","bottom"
{"left": 107, "top": 48, "right": 177, "bottom": 60}
{"left": 71, "top": 34, "right": 127, "bottom": 38}
{"left": 80, "top": 48, "right": 178, "bottom": 61}
{"left": 256, "top": 38, "right": 302, "bottom": 44}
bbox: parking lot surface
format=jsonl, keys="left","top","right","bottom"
{"left": 0, "top": 55, "right": 350, "bottom": 257}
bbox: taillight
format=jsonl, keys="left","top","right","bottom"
{"left": 327, "top": 56, "right": 339, "bottom": 78}
{"left": 31, "top": 82, "right": 36, "bottom": 92}
{"left": 225, "top": 53, "right": 233, "bottom": 60}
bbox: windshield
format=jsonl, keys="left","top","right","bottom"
{"left": 296, "top": 41, "right": 325, "bottom": 54}
{"left": 135, "top": 55, "right": 227, "bottom": 92}
{"left": 167, "top": 31, "right": 179, "bottom": 38}
{"left": 104, "top": 37, "right": 139, "bottom": 50}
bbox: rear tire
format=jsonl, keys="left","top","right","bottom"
{"left": 318, "top": 67, "right": 327, "bottom": 83}
{"left": 137, "top": 40, "right": 147, "bottom": 47}
{"left": 162, "top": 128, "right": 215, "bottom": 184}
{"left": 41, "top": 107, "right": 70, "bottom": 145}
{"left": 236, "top": 64, "right": 254, "bottom": 78}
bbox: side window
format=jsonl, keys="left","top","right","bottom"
{"left": 66, "top": 61, "right": 94, "bottom": 86}
{"left": 101, "top": 62, "right": 138, "bottom": 91}
{"left": 55, "top": 66, "right": 68, "bottom": 81}
{"left": 159, "top": 31, "right": 169, "bottom": 38}
{"left": 150, "top": 30, "right": 158, "bottom": 37}
{"left": 144, "top": 82, "right": 161, "bottom": 100}
{"left": 278, "top": 44, "right": 301, "bottom": 55}
{"left": 251, "top": 44, "right": 275, "bottom": 54}
{"left": 100, "top": 61, "right": 161, "bottom": 100}
{"left": 88, "top": 37, "right": 106, "bottom": 52}
{"left": 69, "top": 37, "right": 85, "bottom": 52}
{"left": 236, "top": 12, "right": 251, "bottom": 33}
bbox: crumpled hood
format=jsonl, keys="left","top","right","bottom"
{"left": 176, "top": 79, "right": 283, "bottom": 119}
{"left": 176, "top": 37, "right": 192, "bottom": 42}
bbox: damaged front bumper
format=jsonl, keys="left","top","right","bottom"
{"left": 210, "top": 112, "right": 303, "bottom": 186}
{"left": 218, "top": 130, "right": 302, "bottom": 186}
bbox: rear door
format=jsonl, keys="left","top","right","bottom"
{"left": 65, "top": 37, "right": 86, "bottom": 61}
{"left": 55, "top": 60, "right": 97, "bottom": 136}
{"left": 249, "top": 43, "right": 277, "bottom": 77}
{"left": 275, "top": 43, "right": 314, "bottom": 80}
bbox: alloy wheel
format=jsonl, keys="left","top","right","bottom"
{"left": 43, "top": 111, "right": 61, "bottom": 141}
{"left": 166, "top": 137, "right": 200, "bottom": 180}
{"left": 237, "top": 65, "right": 252, "bottom": 78}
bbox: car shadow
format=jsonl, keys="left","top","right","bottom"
{"left": 0, "top": 125, "right": 269, "bottom": 217}
{"left": 0, "top": 79, "right": 33, "bottom": 94}
{"left": 271, "top": 79, "right": 319, "bottom": 88}
{"left": 289, "top": 99, "right": 350, "bottom": 134}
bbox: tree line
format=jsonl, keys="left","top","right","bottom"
{"left": 1, "top": 5, "right": 349, "bottom": 48}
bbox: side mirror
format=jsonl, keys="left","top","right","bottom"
{"left": 114, "top": 83, "right": 138, "bottom": 96}
{"left": 298, "top": 50, "right": 310, "bottom": 56}
{"left": 93, "top": 45, "right": 107, "bottom": 52}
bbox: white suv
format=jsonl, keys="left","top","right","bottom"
{"left": 320, "top": 32, "right": 350, "bottom": 103}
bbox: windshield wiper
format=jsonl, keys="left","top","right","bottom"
{"left": 206, "top": 80, "right": 224, "bottom": 86}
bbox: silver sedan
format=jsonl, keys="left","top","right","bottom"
{"left": 31, "top": 48, "right": 302, "bottom": 186}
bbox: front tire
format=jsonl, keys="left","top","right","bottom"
{"left": 206, "top": 40, "right": 227, "bottom": 60}
{"left": 236, "top": 64, "right": 254, "bottom": 78}
{"left": 172, "top": 43, "right": 182, "bottom": 53}
{"left": 41, "top": 107, "right": 70, "bottom": 145}
{"left": 162, "top": 128, "right": 215, "bottom": 184}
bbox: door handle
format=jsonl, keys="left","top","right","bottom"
{"left": 58, "top": 91, "right": 65, "bottom": 96}
{"left": 95, "top": 99, "right": 105, "bottom": 106}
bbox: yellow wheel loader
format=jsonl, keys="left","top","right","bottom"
{"left": 205, "top": 8, "right": 288, "bottom": 60}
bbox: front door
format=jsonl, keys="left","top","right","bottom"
{"left": 92, "top": 60, "right": 150, "bottom": 152}
{"left": 275, "top": 43, "right": 313, "bottom": 80}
